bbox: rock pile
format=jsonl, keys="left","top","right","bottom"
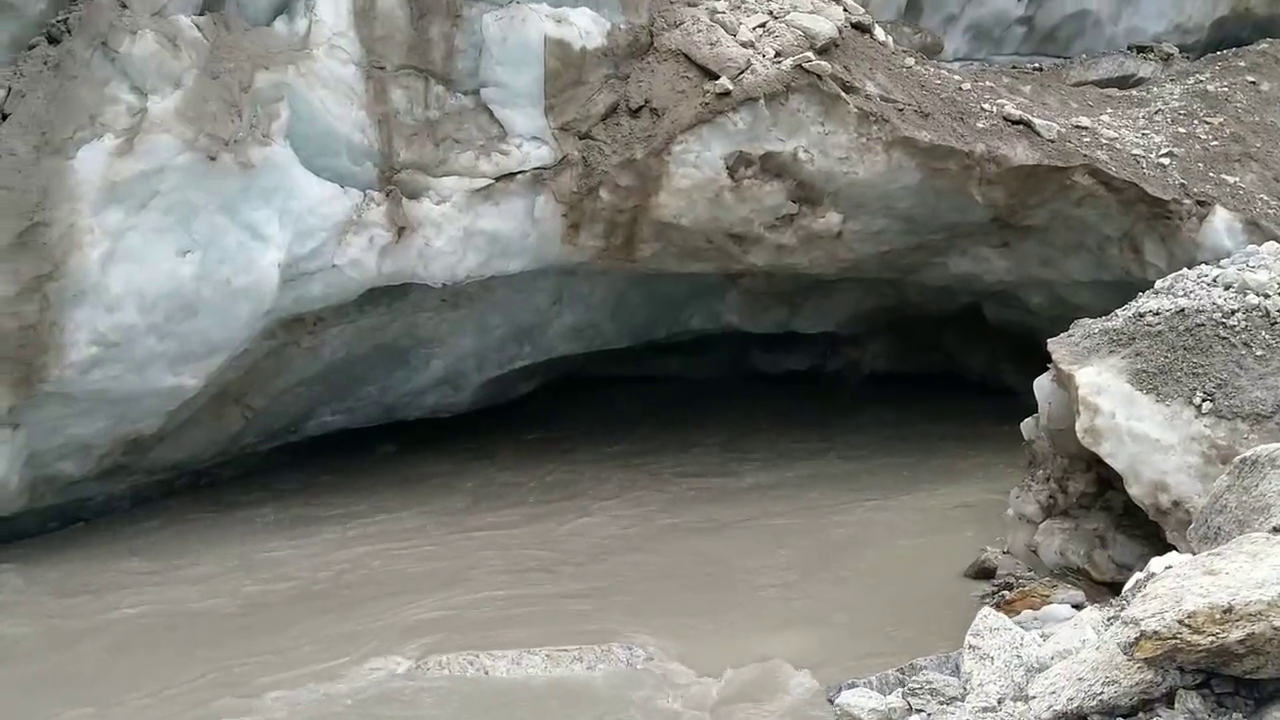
{"left": 840, "top": 331, "right": 1280, "bottom": 718}
{"left": 833, "top": 534, "right": 1280, "bottom": 720}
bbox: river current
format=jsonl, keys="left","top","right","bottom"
{"left": 0, "top": 377, "right": 1027, "bottom": 720}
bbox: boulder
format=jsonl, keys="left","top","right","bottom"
{"left": 833, "top": 687, "right": 891, "bottom": 720}
{"left": 962, "top": 546, "right": 1004, "bottom": 580}
{"left": 1064, "top": 53, "right": 1165, "bottom": 90}
{"left": 961, "top": 607, "right": 1043, "bottom": 712}
{"left": 1025, "top": 631, "right": 1187, "bottom": 720}
{"left": 1115, "top": 533, "right": 1280, "bottom": 679}
{"left": 1187, "top": 443, "right": 1280, "bottom": 553}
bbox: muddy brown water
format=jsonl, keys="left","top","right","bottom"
{"left": 0, "top": 377, "right": 1027, "bottom": 720}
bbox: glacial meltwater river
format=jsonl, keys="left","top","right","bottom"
{"left": 0, "top": 377, "right": 1028, "bottom": 720}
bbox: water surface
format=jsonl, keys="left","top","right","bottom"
{"left": 0, "top": 377, "right": 1027, "bottom": 720}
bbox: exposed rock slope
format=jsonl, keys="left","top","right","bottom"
{"left": 2, "top": 0, "right": 1279, "bottom": 523}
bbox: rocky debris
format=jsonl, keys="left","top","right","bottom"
{"left": 981, "top": 570, "right": 1114, "bottom": 618}
{"left": 1114, "top": 533, "right": 1280, "bottom": 680}
{"left": 1259, "top": 697, "right": 1280, "bottom": 720}
{"left": 1008, "top": 372, "right": 1172, "bottom": 586}
{"left": 834, "top": 530, "right": 1280, "bottom": 720}
{"left": 1064, "top": 53, "right": 1166, "bottom": 90}
{"left": 415, "top": 643, "right": 652, "bottom": 677}
{"left": 1187, "top": 443, "right": 1280, "bottom": 552}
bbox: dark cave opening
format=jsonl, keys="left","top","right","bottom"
{"left": 0, "top": 304, "right": 1051, "bottom": 544}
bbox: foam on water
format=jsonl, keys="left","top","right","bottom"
{"left": 224, "top": 645, "right": 830, "bottom": 720}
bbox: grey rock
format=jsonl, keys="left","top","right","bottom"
{"left": 782, "top": 12, "right": 840, "bottom": 51}
{"left": 710, "top": 12, "right": 739, "bottom": 37}
{"left": 834, "top": 687, "right": 891, "bottom": 720}
{"left": 1115, "top": 533, "right": 1280, "bottom": 679}
{"left": 1187, "top": 443, "right": 1280, "bottom": 553}
{"left": 1064, "top": 53, "right": 1164, "bottom": 90}
{"left": 669, "top": 15, "right": 754, "bottom": 79}
{"left": 829, "top": 651, "right": 964, "bottom": 701}
{"left": 902, "top": 671, "right": 965, "bottom": 714}
{"left": 1026, "top": 630, "right": 1186, "bottom": 719}
{"left": 963, "top": 546, "right": 1003, "bottom": 580}
{"left": 995, "top": 554, "right": 1033, "bottom": 581}
{"left": 962, "top": 607, "right": 1043, "bottom": 712}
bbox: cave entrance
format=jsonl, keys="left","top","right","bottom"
{"left": 0, "top": 301, "right": 1062, "bottom": 715}
{"left": 301, "top": 303, "right": 1052, "bottom": 491}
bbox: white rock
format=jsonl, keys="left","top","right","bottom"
{"left": 801, "top": 60, "right": 834, "bottom": 76}
{"left": 961, "top": 607, "right": 1043, "bottom": 712}
{"left": 835, "top": 687, "right": 891, "bottom": 720}
{"left": 783, "top": 12, "right": 840, "bottom": 51}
